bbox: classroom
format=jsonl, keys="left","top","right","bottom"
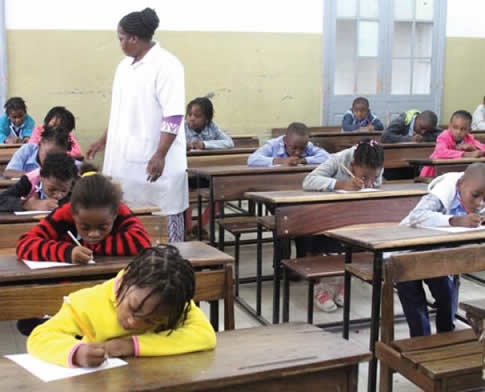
{"left": 1, "top": 0, "right": 485, "bottom": 391}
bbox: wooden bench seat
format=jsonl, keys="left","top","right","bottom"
{"left": 376, "top": 245, "right": 485, "bottom": 391}
{"left": 282, "top": 253, "right": 374, "bottom": 323}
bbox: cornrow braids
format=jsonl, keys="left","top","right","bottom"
{"left": 70, "top": 173, "right": 121, "bottom": 215}
{"left": 40, "top": 153, "right": 78, "bottom": 182}
{"left": 353, "top": 139, "right": 384, "bottom": 169}
{"left": 186, "top": 97, "right": 214, "bottom": 124}
{"left": 119, "top": 8, "right": 160, "bottom": 41}
{"left": 40, "top": 126, "right": 73, "bottom": 152}
{"left": 44, "top": 106, "right": 76, "bottom": 132}
{"left": 4, "top": 97, "right": 27, "bottom": 114}
{"left": 117, "top": 246, "right": 195, "bottom": 332}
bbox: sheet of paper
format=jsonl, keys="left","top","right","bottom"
{"left": 5, "top": 354, "right": 127, "bottom": 382}
{"left": 420, "top": 226, "right": 485, "bottom": 233}
{"left": 14, "top": 210, "right": 51, "bottom": 216}
{"left": 23, "top": 259, "right": 96, "bottom": 269}
{"left": 335, "top": 188, "right": 380, "bottom": 194}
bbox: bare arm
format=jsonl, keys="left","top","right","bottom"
{"left": 86, "top": 129, "right": 108, "bottom": 160}
{"left": 146, "top": 132, "right": 177, "bottom": 182}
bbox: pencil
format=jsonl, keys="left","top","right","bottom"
{"left": 63, "top": 296, "right": 95, "bottom": 343}
{"left": 340, "top": 164, "right": 355, "bottom": 179}
{"left": 67, "top": 230, "right": 82, "bottom": 247}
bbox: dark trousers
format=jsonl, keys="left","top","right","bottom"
{"left": 396, "top": 275, "right": 458, "bottom": 337}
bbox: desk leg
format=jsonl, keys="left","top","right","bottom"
{"left": 218, "top": 202, "right": 225, "bottom": 251}
{"left": 210, "top": 300, "right": 219, "bottom": 332}
{"left": 209, "top": 178, "right": 215, "bottom": 246}
{"left": 272, "top": 237, "right": 289, "bottom": 324}
{"left": 343, "top": 247, "right": 353, "bottom": 340}
{"left": 256, "top": 202, "right": 263, "bottom": 316}
{"left": 367, "top": 251, "right": 383, "bottom": 392}
{"left": 197, "top": 176, "right": 202, "bottom": 241}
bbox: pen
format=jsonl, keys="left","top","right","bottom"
{"left": 67, "top": 230, "right": 95, "bottom": 263}
{"left": 63, "top": 296, "right": 95, "bottom": 343}
{"left": 340, "top": 164, "right": 355, "bottom": 179}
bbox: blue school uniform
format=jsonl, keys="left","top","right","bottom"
{"left": 341, "top": 110, "right": 384, "bottom": 132}
{"left": 0, "top": 114, "right": 35, "bottom": 143}
{"left": 5, "top": 143, "right": 41, "bottom": 173}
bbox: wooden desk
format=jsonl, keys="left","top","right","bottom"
{"left": 325, "top": 223, "right": 485, "bottom": 392}
{"left": 232, "top": 134, "right": 259, "bottom": 148}
{"left": 460, "top": 299, "right": 485, "bottom": 380}
{"left": 187, "top": 165, "right": 316, "bottom": 245}
{"left": 0, "top": 143, "right": 22, "bottom": 149}
{"left": 310, "top": 131, "right": 381, "bottom": 153}
{"left": 187, "top": 154, "right": 251, "bottom": 170}
{"left": 244, "top": 184, "right": 427, "bottom": 325}
{"left": 407, "top": 157, "right": 485, "bottom": 177}
{"left": 187, "top": 147, "right": 256, "bottom": 156}
{"left": 472, "top": 130, "right": 485, "bottom": 143}
{"left": 0, "top": 323, "right": 370, "bottom": 392}
{"left": 0, "top": 241, "right": 234, "bottom": 330}
{"left": 0, "top": 177, "right": 17, "bottom": 189}
{"left": 272, "top": 125, "right": 341, "bottom": 138}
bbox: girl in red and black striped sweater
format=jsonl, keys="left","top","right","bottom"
{"left": 17, "top": 172, "right": 152, "bottom": 263}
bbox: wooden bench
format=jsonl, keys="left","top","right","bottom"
{"left": 232, "top": 134, "right": 259, "bottom": 148}
{"left": 376, "top": 245, "right": 485, "bottom": 391}
{"left": 271, "top": 126, "right": 341, "bottom": 138}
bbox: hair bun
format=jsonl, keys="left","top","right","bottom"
{"left": 140, "top": 8, "right": 160, "bottom": 32}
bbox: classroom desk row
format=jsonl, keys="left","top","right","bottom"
{"left": 0, "top": 323, "right": 370, "bottom": 392}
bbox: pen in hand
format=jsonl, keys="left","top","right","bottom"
{"left": 67, "top": 230, "right": 95, "bottom": 264}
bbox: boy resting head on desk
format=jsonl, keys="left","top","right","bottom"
{"left": 399, "top": 163, "right": 485, "bottom": 337}
{"left": 27, "top": 246, "right": 216, "bottom": 367}
{"left": 247, "top": 122, "right": 329, "bottom": 167}
{"left": 0, "top": 152, "right": 77, "bottom": 212}
{"left": 381, "top": 109, "right": 440, "bottom": 144}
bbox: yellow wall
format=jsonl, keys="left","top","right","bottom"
{"left": 6, "top": 29, "right": 484, "bottom": 163}
{"left": 6, "top": 30, "right": 322, "bottom": 165}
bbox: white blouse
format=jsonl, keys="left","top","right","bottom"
{"left": 103, "top": 43, "right": 188, "bottom": 215}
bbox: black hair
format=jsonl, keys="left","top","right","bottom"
{"left": 186, "top": 97, "right": 214, "bottom": 124}
{"left": 463, "top": 162, "right": 485, "bottom": 181}
{"left": 40, "top": 126, "right": 73, "bottom": 152}
{"left": 119, "top": 8, "right": 159, "bottom": 41}
{"left": 117, "top": 246, "right": 195, "bottom": 332}
{"left": 353, "top": 139, "right": 384, "bottom": 169}
{"left": 40, "top": 153, "right": 78, "bottom": 182}
{"left": 4, "top": 97, "right": 27, "bottom": 114}
{"left": 286, "top": 122, "right": 309, "bottom": 137}
{"left": 43, "top": 106, "right": 76, "bottom": 132}
{"left": 70, "top": 171, "right": 121, "bottom": 215}
{"left": 78, "top": 162, "right": 98, "bottom": 176}
{"left": 352, "top": 97, "right": 369, "bottom": 109}
{"left": 450, "top": 110, "right": 472, "bottom": 125}
{"left": 417, "top": 110, "right": 438, "bottom": 129}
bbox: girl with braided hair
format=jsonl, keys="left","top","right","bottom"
{"left": 87, "top": 8, "right": 188, "bottom": 242}
{"left": 27, "top": 245, "right": 216, "bottom": 368}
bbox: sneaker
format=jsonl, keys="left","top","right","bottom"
{"left": 314, "top": 289, "right": 338, "bottom": 312}
{"left": 334, "top": 284, "right": 345, "bottom": 307}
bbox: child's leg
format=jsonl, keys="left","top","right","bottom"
{"left": 425, "top": 276, "right": 456, "bottom": 334}
{"left": 167, "top": 212, "right": 185, "bottom": 243}
{"left": 396, "top": 280, "right": 431, "bottom": 337}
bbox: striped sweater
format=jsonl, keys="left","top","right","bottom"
{"left": 16, "top": 202, "right": 152, "bottom": 262}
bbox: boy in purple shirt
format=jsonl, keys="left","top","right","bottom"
{"left": 248, "top": 122, "right": 329, "bottom": 167}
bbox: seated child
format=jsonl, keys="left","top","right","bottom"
{"left": 3, "top": 126, "right": 72, "bottom": 179}
{"left": 29, "top": 106, "right": 83, "bottom": 158}
{"left": 0, "top": 152, "right": 77, "bottom": 212}
{"left": 16, "top": 170, "right": 152, "bottom": 263}
{"left": 381, "top": 109, "right": 440, "bottom": 143}
{"left": 400, "top": 163, "right": 485, "bottom": 336}
{"left": 248, "top": 122, "right": 329, "bottom": 167}
{"left": 27, "top": 246, "right": 216, "bottom": 367}
{"left": 185, "top": 97, "right": 234, "bottom": 150}
{"left": 420, "top": 110, "right": 485, "bottom": 177}
{"left": 341, "top": 97, "right": 384, "bottom": 132}
{"left": 0, "top": 97, "right": 35, "bottom": 144}
{"left": 303, "top": 140, "right": 385, "bottom": 311}
{"left": 472, "top": 96, "right": 485, "bottom": 130}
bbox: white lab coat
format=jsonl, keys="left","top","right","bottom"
{"left": 103, "top": 43, "right": 188, "bottom": 215}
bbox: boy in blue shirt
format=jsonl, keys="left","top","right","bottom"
{"left": 341, "top": 97, "right": 383, "bottom": 132}
{"left": 248, "top": 122, "right": 329, "bottom": 167}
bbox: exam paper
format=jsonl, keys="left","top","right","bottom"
{"left": 335, "top": 188, "right": 380, "bottom": 194}
{"left": 421, "top": 226, "right": 485, "bottom": 233}
{"left": 23, "top": 259, "right": 96, "bottom": 269}
{"left": 5, "top": 354, "right": 127, "bottom": 382}
{"left": 14, "top": 210, "right": 51, "bottom": 216}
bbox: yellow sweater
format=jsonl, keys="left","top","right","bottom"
{"left": 27, "top": 271, "right": 217, "bottom": 367}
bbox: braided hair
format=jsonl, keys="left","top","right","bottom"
{"left": 40, "top": 126, "right": 73, "bottom": 152}
{"left": 186, "top": 97, "right": 214, "bottom": 124}
{"left": 119, "top": 8, "right": 160, "bottom": 41}
{"left": 117, "top": 246, "right": 195, "bottom": 332}
{"left": 40, "top": 153, "right": 78, "bottom": 182}
{"left": 4, "top": 97, "right": 27, "bottom": 115}
{"left": 353, "top": 139, "right": 384, "bottom": 169}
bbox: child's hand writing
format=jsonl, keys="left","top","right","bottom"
{"left": 72, "top": 246, "right": 94, "bottom": 264}
{"left": 411, "top": 134, "right": 424, "bottom": 143}
{"left": 104, "top": 338, "right": 135, "bottom": 357}
{"left": 456, "top": 144, "right": 477, "bottom": 152}
{"left": 23, "top": 198, "right": 58, "bottom": 211}
{"left": 5, "top": 135, "right": 17, "bottom": 144}
{"left": 464, "top": 150, "right": 484, "bottom": 158}
{"left": 335, "top": 178, "right": 364, "bottom": 191}
{"left": 273, "top": 157, "right": 301, "bottom": 166}
{"left": 73, "top": 343, "right": 106, "bottom": 367}
{"left": 450, "top": 214, "right": 482, "bottom": 228}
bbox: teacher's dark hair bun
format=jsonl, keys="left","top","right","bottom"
{"left": 119, "top": 8, "right": 160, "bottom": 41}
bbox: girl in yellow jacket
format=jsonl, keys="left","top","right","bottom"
{"left": 27, "top": 246, "right": 216, "bottom": 368}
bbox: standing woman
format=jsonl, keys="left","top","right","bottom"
{"left": 87, "top": 8, "right": 188, "bottom": 242}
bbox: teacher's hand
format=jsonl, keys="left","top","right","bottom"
{"left": 146, "top": 152, "right": 166, "bottom": 182}
{"left": 86, "top": 140, "right": 105, "bottom": 160}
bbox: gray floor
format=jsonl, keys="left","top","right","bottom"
{"left": 1, "top": 236, "right": 483, "bottom": 391}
